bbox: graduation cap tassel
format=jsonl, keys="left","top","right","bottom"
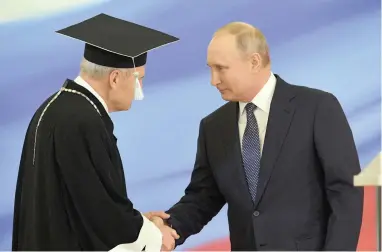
{"left": 132, "top": 57, "right": 144, "bottom": 100}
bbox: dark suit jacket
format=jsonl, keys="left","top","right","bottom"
{"left": 166, "top": 75, "right": 363, "bottom": 251}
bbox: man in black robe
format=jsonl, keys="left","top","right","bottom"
{"left": 12, "top": 13, "right": 180, "bottom": 251}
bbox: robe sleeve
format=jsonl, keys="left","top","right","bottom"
{"left": 53, "top": 115, "right": 162, "bottom": 251}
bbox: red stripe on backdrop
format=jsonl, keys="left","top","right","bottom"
{"left": 186, "top": 187, "right": 377, "bottom": 251}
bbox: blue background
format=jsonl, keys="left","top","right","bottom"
{"left": 0, "top": 0, "right": 380, "bottom": 250}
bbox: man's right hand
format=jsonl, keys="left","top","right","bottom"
{"left": 152, "top": 216, "right": 179, "bottom": 251}
{"left": 158, "top": 224, "right": 177, "bottom": 251}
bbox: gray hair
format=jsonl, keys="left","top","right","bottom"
{"left": 79, "top": 58, "right": 130, "bottom": 79}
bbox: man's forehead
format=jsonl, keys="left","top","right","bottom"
{"left": 136, "top": 65, "right": 145, "bottom": 72}
{"left": 207, "top": 53, "right": 232, "bottom": 67}
{"left": 209, "top": 34, "right": 236, "bottom": 49}
{"left": 207, "top": 35, "right": 239, "bottom": 64}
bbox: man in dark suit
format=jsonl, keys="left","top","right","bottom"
{"left": 150, "top": 22, "right": 364, "bottom": 251}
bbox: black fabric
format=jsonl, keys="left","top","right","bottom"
{"left": 84, "top": 44, "right": 147, "bottom": 68}
{"left": 12, "top": 79, "right": 144, "bottom": 251}
{"left": 56, "top": 13, "right": 179, "bottom": 68}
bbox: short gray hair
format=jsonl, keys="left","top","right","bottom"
{"left": 79, "top": 58, "right": 130, "bottom": 79}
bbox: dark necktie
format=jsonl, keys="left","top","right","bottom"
{"left": 242, "top": 103, "right": 261, "bottom": 203}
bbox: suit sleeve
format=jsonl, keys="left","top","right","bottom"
{"left": 166, "top": 119, "right": 226, "bottom": 246}
{"left": 53, "top": 115, "right": 162, "bottom": 251}
{"left": 313, "top": 93, "right": 364, "bottom": 251}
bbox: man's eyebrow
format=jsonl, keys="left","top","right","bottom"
{"left": 208, "top": 63, "right": 227, "bottom": 68}
{"left": 207, "top": 63, "right": 220, "bottom": 67}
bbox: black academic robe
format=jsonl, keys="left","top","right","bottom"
{"left": 12, "top": 79, "right": 152, "bottom": 251}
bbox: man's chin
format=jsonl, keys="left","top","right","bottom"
{"left": 123, "top": 104, "right": 132, "bottom": 111}
{"left": 221, "top": 93, "right": 234, "bottom": 101}
{"left": 114, "top": 103, "right": 132, "bottom": 112}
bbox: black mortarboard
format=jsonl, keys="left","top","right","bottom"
{"left": 56, "top": 13, "right": 179, "bottom": 68}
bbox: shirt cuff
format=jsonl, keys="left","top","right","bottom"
{"left": 109, "top": 213, "right": 162, "bottom": 252}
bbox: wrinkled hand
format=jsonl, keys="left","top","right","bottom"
{"left": 159, "top": 224, "right": 178, "bottom": 251}
{"left": 144, "top": 211, "right": 179, "bottom": 251}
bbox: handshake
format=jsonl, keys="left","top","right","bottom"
{"left": 144, "top": 211, "right": 180, "bottom": 251}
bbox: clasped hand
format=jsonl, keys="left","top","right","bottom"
{"left": 144, "top": 211, "right": 179, "bottom": 251}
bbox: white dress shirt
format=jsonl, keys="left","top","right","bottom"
{"left": 74, "top": 76, "right": 109, "bottom": 113}
{"left": 238, "top": 73, "right": 277, "bottom": 154}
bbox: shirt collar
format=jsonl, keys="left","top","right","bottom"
{"left": 239, "top": 72, "right": 276, "bottom": 115}
{"left": 74, "top": 76, "right": 109, "bottom": 113}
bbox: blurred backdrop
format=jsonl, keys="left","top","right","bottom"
{"left": 0, "top": 0, "right": 380, "bottom": 250}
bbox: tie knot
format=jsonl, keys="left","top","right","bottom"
{"left": 245, "top": 103, "right": 256, "bottom": 114}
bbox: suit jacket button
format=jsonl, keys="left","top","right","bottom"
{"left": 253, "top": 211, "right": 260, "bottom": 216}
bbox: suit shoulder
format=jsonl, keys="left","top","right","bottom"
{"left": 290, "top": 82, "right": 333, "bottom": 98}
{"left": 201, "top": 101, "right": 234, "bottom": 124}
{"left": 287, "top": 82, "right": 338, "bottom": 106}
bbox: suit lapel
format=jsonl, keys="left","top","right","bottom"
{"left": 254, "top": 76, "right": 296, "bottom": 208}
